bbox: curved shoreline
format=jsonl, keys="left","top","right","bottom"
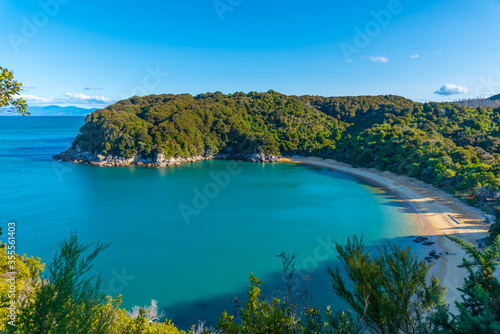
{"left": 282, "top": 157, "right": 491, "bottom": 309}
{"left": 55, "top": 151, "right": 490, "bottom": 239}
{"left": 55, "top": 151, "right": 491, "bottom": 239}
{"left": 54, "top": 150, "right": 492, "bottom": 308}
{"left": 282, "top": 157, "right": 489, "bottom": 238}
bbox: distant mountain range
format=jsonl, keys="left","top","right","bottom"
{"left": 489, "top": 94, "right": 500, "bottom": 101}
{"left": 0, "top": 105, "right": 98, "bottom": 116}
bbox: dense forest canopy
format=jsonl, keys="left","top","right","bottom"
{"left": 69, "top": 91, "right": 500, "bottom": 210}
{"left": 73, "top": 91, "right": 346, "bottom": 159}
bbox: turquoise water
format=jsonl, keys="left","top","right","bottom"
{"left": 0, "top": 116, "right": 418, "bottom": 329}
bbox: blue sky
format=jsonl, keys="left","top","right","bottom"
{"left": 1, "top": 0, "right": 500, "bottom": 108}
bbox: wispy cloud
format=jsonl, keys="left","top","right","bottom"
{"left": 16, "top": 93, "right": 114, "bottom": 106}
{"left": 411, "top": 54, "right": 420, "bottom": 59}
{"left": 434, "top": 84, "right": 469, "bottom": 96}
{"left": 18, "top": 94, "right": 53, "bottom": 103}
{"left": 361, "top": 56, "right": 389, "bottom": 63}
{"left": 84, "top": 86, "right": 103, "bottom": 91}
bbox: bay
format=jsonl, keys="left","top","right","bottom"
{"left": 0, "top": 116, "right": 418, "bottom": 329}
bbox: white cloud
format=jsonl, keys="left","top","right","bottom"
{"left": 84, "top": 86, "right": 103, "bottom": 91}
{"left": 434, "top": 84, "right": 469, "bottom": 96}
{"left": 64, "top": 93, "right": 112, "bottom": 104}
{"left": 361, "top": 56, "right": 389, "bottom": 63}
{"left": 411, "top": 54, "right": 420, "bottom": 59}
{"left": 18, "top": 94, "right": 53, "bottom": 103}
{"left": 345, "top": 59, "right": 354, "bottom": 63}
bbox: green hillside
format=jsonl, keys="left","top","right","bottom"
{"left": 65, "top": 91, "right": 500, "bottom": 210}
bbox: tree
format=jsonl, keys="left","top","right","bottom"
{"left": 430, "top": 235, "right": 500, "bottom": 333}
{"left": 328, "top": 236, "right": 445, "bottom": 334}
{"left": 1, "top": 231, "right": 187, "bottom": 333}
{"left": 216, "top": 252, "right": 366, "bottom": 334}
{"left": 0, "top": 67, "right": 28, "bottom": 116}
{"left": 17, "top": 232, "right": 115, "bottom": 333}
{"left": 0, "top": 232, "right": 44, "bottom": 332}
{"left": 216, "top": 272, "right": 303, "bottom": 333}
{"left": 106, "top": 295, "right": 186, "bottom": 334}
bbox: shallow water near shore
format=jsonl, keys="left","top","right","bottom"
{"left": 1, "top": 116, "right": 423, "bottom": 329}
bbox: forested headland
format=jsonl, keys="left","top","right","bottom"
{"left": 57, "top": 91, "right": 500, "bottom": 219}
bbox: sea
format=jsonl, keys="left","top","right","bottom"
{"left": 0, "top": 116, "right": 420, "bottom": 330}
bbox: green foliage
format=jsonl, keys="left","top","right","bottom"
{"left": 1, "top": 231, "right": 186, "bottom": 333}
{"left": 329, "top": 101, "right": 500, "bottom": 210}
{"left": 216, "top": 238, "right": 450, "bottom": 334}
{"left": 328, "top": 236, "right": 445, "bottom": 334}
{"left": 17, "top": 231, "right": 114, "bottom": 333}
{"left": 70, "top": 92, "right": 500, "bottom": 214}
{"left": 490, "top": 222, "right": 500, "bottom": 241}
{"left": 215, "top": 253, "right": 365, "bottom": 334}
{"left": 487, "top": 212, "right": 500, "bottom": 244}
{"left": 0, "top": 242, "right": 44, "bottom": 332}
{"left": 105, "top": 297, "right": 186, "bottom": 334}
{"left": 430, "top": 236, "right": 500, "bottom": 333}
{"left": 7, "top": 230, "right": 500, "bottom": 333}
{"left": 72, "top": 91, "right": 344, "bottom": 159}
{"left": 489, "top": 94, "right": 500, "bottom": 102}
{"left": 216, "top": 272, "right": 303, "bottom": 333}
{"left": 0, "top": 67, "right": 28, "bottom": 116}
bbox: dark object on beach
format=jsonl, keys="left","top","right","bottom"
{"left": 414, "top": 236, "right": 429, "bottom": 243}
{"left": 425, "top": 256, "right": 433, "bottom": 260}
{"left": 433, "top": 255, "right": 440, "bottom": 259}
{"left": 429, "top": 250, "right": 436, "bottom": 257}
{"left": 426, "top": 259, "right": 433, "bottom": 263}
{"left": 422, "top": 241, "right": 435, "bottom": 246}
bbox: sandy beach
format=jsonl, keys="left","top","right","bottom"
{"left": 283, "top": 157, "right": 491, "bottom": 307}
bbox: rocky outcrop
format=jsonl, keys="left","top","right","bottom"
{"left": 246, "top": 152, "right": 281, "bottom": 163}
{"left": 53, "top": 150, "right": 218, "bottom": 167}
{"left": 53, "top": 149, "right": 283, "bottom": 168}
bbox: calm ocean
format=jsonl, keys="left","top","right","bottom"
{"left": 0, "top": 116, "right": 419, "bottom": 329}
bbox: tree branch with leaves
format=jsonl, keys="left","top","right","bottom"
{"left": 0, "top": 67, "right": 28, "bottom": 116}
{"left": 328, "top": 235, "right": 445, "bottom": 334}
